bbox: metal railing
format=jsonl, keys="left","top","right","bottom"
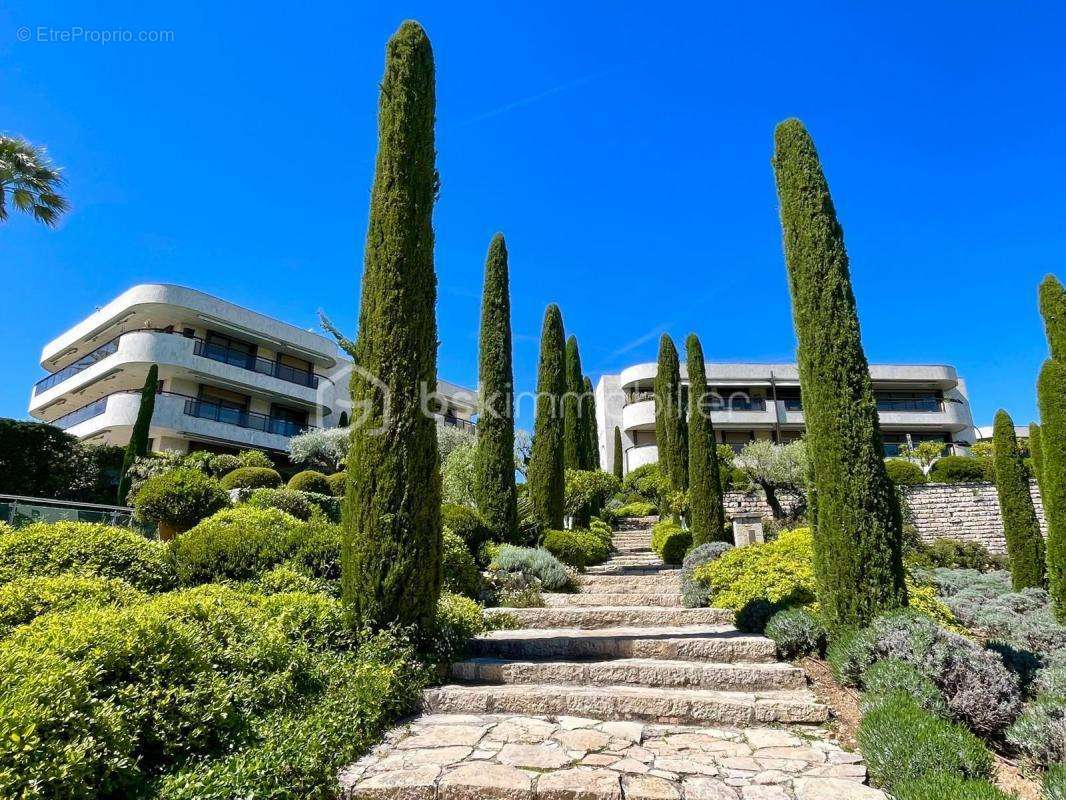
{"left": 875, "top": 396, "right": 942, "bottom": 413}
{"left": 34, "top": 338, "right": 120, "bottom": 395}
{"left": 52, "top": 396, "right": 109, "bottom": 429}
{"left": 0, "top": 494, "right": 154, "bottom": 536}
{"left": 438, "top": 414, "right": 476, "bottom": 433}
{"left": 183, "top": 397, "right": 313, "bottom": 437}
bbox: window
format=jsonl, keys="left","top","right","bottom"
{"left": 875, "top": 391, "right": 942, "bottom": 412}
{"left": 202, "top": 331, "right": 257, "bottom": 370}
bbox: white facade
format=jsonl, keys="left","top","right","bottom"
{"left": 595, "top": 361, "right": 976, "bottom": 476}
{"left": 29, "top": 284, "right": 476, "bottom": 456}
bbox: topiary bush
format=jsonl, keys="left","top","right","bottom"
{"left": 0, "top": 521, "right": 175, "bottom": 591}
{"left": 858, "top": 692, "right": 993, "bottom": 791}
{"left": 764, "top": 608, "right": 828, "bottom": 659}
{"left": 860, "top": 658, "right": 948, "bottom": 718}
{"left": 680, "top": 542, "right": 732, "bottom": 608}
{"left": 491, "top": 545, "right": 571, "bottom": 591}
{"left": 0, "top": 575, "right": 146, "bottom": 635}
{"left": 622, "top": 463, "right": 667, "bottom": 502}
{"left": 168, "top": 507, "right": 309, "bottom": 585}
{"left": 928, "top": 455, "right": 987, "bottom": 484}
{"left": 326, "top": 472, "right": 346, "bottom": 497}
{"left": 541, "top": 529, "right": 610, "bottom": 568}
{"left": 885, "top": 458, "right": 927, "bottom": 485}
{"left": 892, "top": 774, "right": 1016, "bottom": 800}
{"left": 650, "top": 520, "right": 692, "bottom": 565}
{"left": 220, "top": 466, "right": 283, "bottom": 491}
{"left": 441, "top": 504, "right": 490, "bottom": 554}
{"left": 287, "top": 470, "right": 332, "bottom": 495}
{"left": 611, "top": 501, "right": 658, "bottom": 518}
{"left": 247, "top": 487, "right": 315, "bottom": 521}
{"left": 1006, "top": 693, "right": 1065, "bottom": 768}
{"left": 133, "top": 467, "right": 230, "bottom": 538}
{"left": 442, "top": 529, "right": 481, "bottom": 598}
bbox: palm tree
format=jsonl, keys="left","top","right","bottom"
{"left": 0, "top": 135, "right": 68, "bottom": 227}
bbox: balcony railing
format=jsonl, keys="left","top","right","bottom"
{"left": 192, "top": 338, "right": 320, "bottom": 388}
{"left": 875, "top": 396, "right": 942, "bottom": 413}
{"left": 183, "top": 398, "right": 313, "bottom": 438}
{"left": 438, "top": 414, "right": 476, "bottom": 433}
{"left": 34, "top": 338, "right": 120, "bottom": 395}
{"left": 52, "top": 396, "right": 109, "bottom": 429}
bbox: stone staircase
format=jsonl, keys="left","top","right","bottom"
{"left": 339, "top": 524, "right": 885, "bottom": 799}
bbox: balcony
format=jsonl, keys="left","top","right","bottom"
{"left": 437, "top": 413, "right": 476, "bottom": 434}
{"left": 34, "top": 338, "right": 119, "bottom": 396}
{"left": 193, "top": 338, "right": 319, "bottom": 389}
{"left": 182, "top": 398, "right": 312, "bottom": 438}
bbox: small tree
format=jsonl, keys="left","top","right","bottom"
{"left": 898, "top": 440, "right": 946, "bottom": 475}
{"left": 612, "top": 426, "right": 624, "bottom": 480}
{"left": 686, "top": 334, "right": 727, "bottom": 545}
{"left": 117, "top": 365, "right": 159, "bottom": 504}
{"left": 654, "top": 334, "right": 687, "bottom": 492}
{"left": 132, "top": 467, "right": 229, "bottom": 541}
{"left": 736, "top": 439, "right": 808, "bottom": 521}
{"left": 992, "top": 409, "right": 1046, "bottom": 589}
{"left": 529, "top": 305, "right": 566, "bottom": 529}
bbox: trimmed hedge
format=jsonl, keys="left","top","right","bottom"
{"left": 247, "top": 487, "right": 316, "bottom": 520}
{"left": 542, "top": 529, "right": 610, "bottom": 569}
{"left": 0, "top": 521, "right": 175, "bottom": 591}
{"left": 612, "top": 501, "right": 657, "bottom": 518}
{"left": 326, "top": 472, "right": 346, "bottom": 497}
{"left": 0, "top": 575, "right": 145, "bottom": 635}
{"left": 650, "top": 520, "right": 691, "bottom": 565}
{"left": 928, "top": 456, "right": 987, "bottom": 484}
{"left": 885, "top": 458, "right": 927, "bottom": 485}
{"left": 133, "top": 467, "right": 230, "bottom": 534}
{"left": 220, "top": 466, "right": 283, "bottom": 491}
{"left": 287, "top": 470, "right": 332, "bottom": 495}
{"left": 858, "top": 693, "right": 993, "bottom": 790}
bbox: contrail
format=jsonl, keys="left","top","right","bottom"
{"left": 457, "top": 66, "right": 619, "bottom": 127}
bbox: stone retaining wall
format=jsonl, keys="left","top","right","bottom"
{"left": 723, "top": 481, "right": 1045, "bottom": 555}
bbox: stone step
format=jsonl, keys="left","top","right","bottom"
{"left": 584, "top": 564, "right": 675, "bottom": 575}
{"left": 543, "top": 592, "right": 682, "bottom": 607}
{"left": 471, "top": 625, "right": 776, "bottom": 663}
{"left": 422, "top": 683, "right": 827, "bottom": 726}
{"left": 495, "top": 606, "right": 731, "bottom": 629}
{"left": 579, "top": 574, "right": 681, "bottom": 592}
{"left": 451, "top": 657, "right": 807, "bottom": 691}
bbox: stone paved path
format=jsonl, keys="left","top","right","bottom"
{"left": 339, "top": 521, "right": 886, "bottom": 799}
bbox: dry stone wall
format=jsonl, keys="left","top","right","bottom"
{"left": 723, "top": 481, "right": 1045, "bottom": 555}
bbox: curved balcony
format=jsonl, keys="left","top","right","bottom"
{"left": 625, "top": 444, "right": 659, "bottom": 473}
{"left": 621, "top": 398, "right": 657, "bottom": 432}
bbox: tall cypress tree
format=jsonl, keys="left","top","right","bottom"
{"left": 686, "top": 335, "right": 727, "bottom": 545}
{"left": 117, "top": 364, "right": 158, "bottom": 504}
{"left": 993, "top": 409, "right": 1046, "bottom": 589}
{"left": 654, "top": 334, "right": 687, "bottom": 491}
{"left": 529, "top": 305, "right": 566, "bottom": 530}
{"left": 1030, "top": 422, "right": 1046, "bottom": 497}
{"left": 562, "top": 336, "right": 586, "bottom": 469}
{"left": 343, "top": 20, "right": 441, "bottom": 632}
{"left": 583, "top": 376, "right": 600, "bottom": 469}
{"left": 613, "top": 426, "right": 624, "bottom": 480}
{"left": 1038, "top": 275, "right": 1066, "bottom": 620}
{"left": 772, "top": 118, "right": 906, "bottom": 626}
{"left": 474, "top": 233, "right": 518, "bottom": 542}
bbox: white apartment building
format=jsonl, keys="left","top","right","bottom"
{"left": 29, "top": 284, "right": 476, "bottom": 457}
{"left": 595, "top": 362, "right": 976, "bottom": 476}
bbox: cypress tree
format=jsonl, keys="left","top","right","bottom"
{"left": 342, "top": 20, "right": 441, "bottom": 632}
{"left": 772, "top": 118, "right": 906, "bottom": 626}
{"left": 654, "top": 334, "right": 687, "bottom": 490}
{"left": 1030, "top": 422, "right": 1046, "bottom": 497}
{"left": 613, "top": 426, "right": 624, "bottom": 480}
{"left": 529, "top": 305, "right": 566, "bottom": 529}
{"left": 473, "top": 233, "right": 518, "bottom": 541}
{"left": 993, "top": 409, "right": 1046, "bottom": 589}
{"left": 584, "top": 376, "right": 600, "bottom": 469}
{"left": 686, "top": 335, "right": 727, "bottom": 545}
{"left": 116, "top": 364, "right": 158, "bottom": 504}
{"left": 1038, "top": 275, "right": 1066, "bottom": 620}
{"left": 562, "top": 336, "right": 586, "bottom": 469}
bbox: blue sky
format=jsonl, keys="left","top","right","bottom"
{"left": 2, "top": 2, "right": 1064, "bottom": 431}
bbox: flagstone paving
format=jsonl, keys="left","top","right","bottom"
{"left": 338, "top": 523, "right": 886, "bottom": 799}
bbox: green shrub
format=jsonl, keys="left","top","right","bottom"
{"left": 693, "top": 527, "right": 815, "bottom": 612}
{"left": 650, "top": 520, "right": 692, "bottom": 564}
{"left": 1046, "top": 763, "right": 1065, "bottom": 800}
{"left": 858, "top": 693, "right": 993, "bottom": 790}
{"left": 287, "top": 470, "right": 332, "bottom": 495}
{"left": 491, "top": 545, "right": 571, "bottom": 591}
{"left": 237, "top": 450, "right": 274, "bottom": 469}
{"left": 205, "top": 453, "right": 241, "bottom": 477}
{"left": 612, "top": 501, "right": 657, "bottom": 518}
{"left": 254, "top": 565, "right": 330, "bottom": 596}
{"left": 826, "top": 627, "right": 865, "bottom": 685}
{"left": 764, "top": 608, "right": 828, "bottom": 659}
{"left": 428, "top": 592, "right": 486, "bottom": 662}
{"left": 622, "top": 463, "right": 667, "bottom": 502}
{"left": 153, "top": 636, "right": 426, "bottom": 800}
{"left": 885, "top": 458, "right": 927, "bottom": 485}
{"left": 247, "top": 487, "right": 315, "bottom": 520}
{"left": 929, "top": 456, "right": 987, "bottom": 484}
{"left": 912, "top": 538, "right": 996, "bottom": 571}
{"left": 681, "top": 542, "right": 732, "bottom": 607}
{"left": 892, "top": 774, "right": 1015, "bottom": 800}
{"left": 287, "top": 520, "right": 342, "bottom": 582}
{"left": 860, "top": 658, "right": 948, "bottom": 717}
{"left": 133, "top": 467, "right": 230, "bottom": 533}
{"left": 1006, "top": 693, "right": 1065, "bottom": 768}
{"left": 0, "top": 575, "right": 145, "bottom": 635}
{"left": 326, "top": 472, "right": 346, "bottom": 497}
{"left": 168, "top": 507, "right": 308, "bottom": 585}
{"left": 0, "top": 521, "right": 175, "bottom": 591}
{"left": 564, "top": 469, "right": 622, "bottom": 524}
{"left": 542, "top": 529, "right": 610, "bottom": 568}
{"left": 220, "top": 466, "right": 283, "bottom": 491}
{"left": 587, "top": 517, "right": 613, "bottom": 544}
{"left": 442, "top": 530, "right": 481, "bottom": 598}
{"left": 441, "top": 504, "right": 490, "bottom": 552}
{"left": 301, "top": 491, "right": 341, "bottom": 522}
